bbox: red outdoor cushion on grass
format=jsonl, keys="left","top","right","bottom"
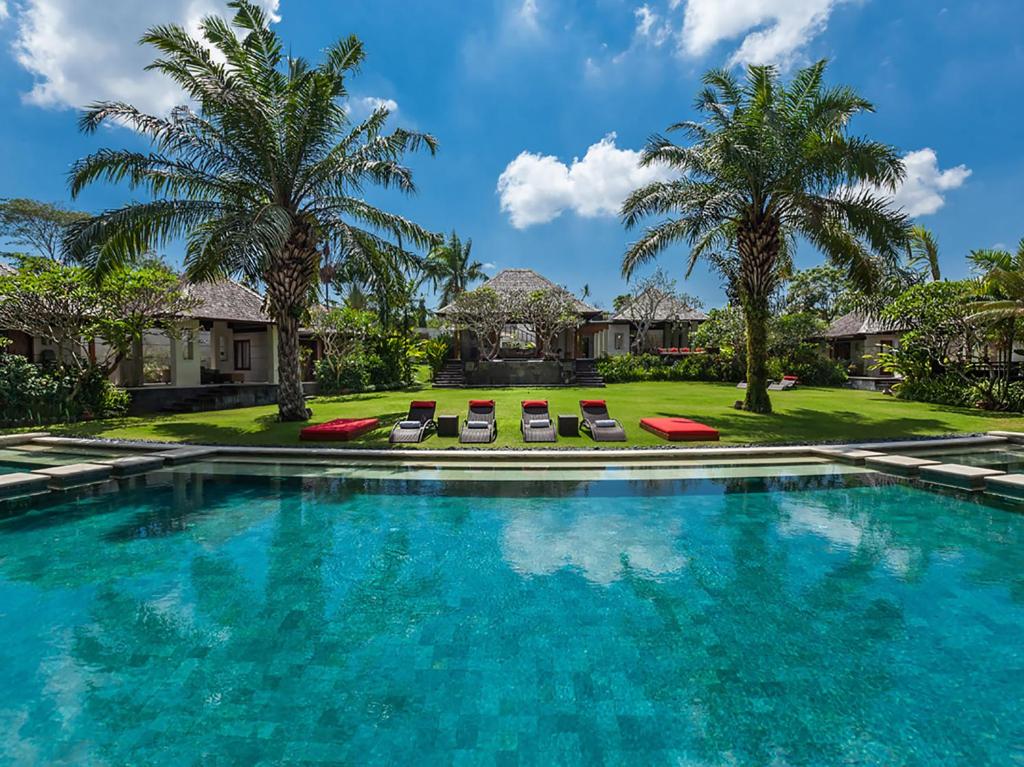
{"left": 639, "top": 417, "right": 719, "bottom": 442}
{"left": 522, "top": 400, "right": 548, "bottom": 408}
{"left": 299, "top": 417, "right": 380, "bottom": 441}
{"left": 410, "top": 400, "right": 436, "bottom": 409}
{"left": 469, "top": 399, "right": 495, "bottom": 407}
{"left": 782, "top": 375, "right": 799, "bottom": 381}
{"left": 580, "top": 399, "right": 607, "bottom": 408}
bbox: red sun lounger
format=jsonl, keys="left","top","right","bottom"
{"left": 639, "top": 417, "right": 719, "bottom": 442}
{"left": 300, "top": 417, "right": 380, "bottom": 441}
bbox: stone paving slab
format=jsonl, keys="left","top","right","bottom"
{"left": 154, "top": 447, "right": 219, "bottom": 465}
{"left": 812, "top": 447, "right": 885, "bottom": 465}
{"left": 0, "top": 432, "right": 50, "bottom": 447}
{"left": 0, "top": 472, "right": 51, "bottom": 498}
{"left": 32, "top": 462, "right": 113, "bottom": 487}
{"left": 984, "top": 473, "right": 1024, "bottom": 499}
{"left": 919, "top": 463, "right": 1004, "bottom": 490}
{"left": 103, "top": 455, "right": 166, "bottom": 476}
{"left": 864, "top": 454, "right": 942, "bottom": 476}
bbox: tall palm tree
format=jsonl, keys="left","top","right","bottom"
{"left": 621, "top": 61, "right": 909, "bottom": 412}
{"left": 968, "top": 239, "right": 1024, "bottom": 321}
{"left": 426, "top": 231, "right": 485, "bottom": 308}
{"left": 64, "top": 1, "right": 437, "bottom": 421}
{"left": 908, "top": 225, "right": 941, "bottom": 281}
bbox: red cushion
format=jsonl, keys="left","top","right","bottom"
{"left": 669, "top": 348, "right": 678, "bottom": 353}
{"left": 410, "top": 400, "right": 436, "bottom": 409}
{"left": 681, "top": 347, "right": 691, "bottom": 352}
{"left": 469, "top": 399, "right": 494, "bottom": 407}
{"left": 782, "top": 375, "right": 798, "bottom": 381}
{"left": 580, "top": 399, "right": 606, "bottom": 408}
{"left": 639, "top": 417, "right": 719, "bottom": 442}
{"left": 299, "top": 418, "right": 380, "bottom": 441}
{"left": 522, "top": 400, "right": 548, "bottom": 408}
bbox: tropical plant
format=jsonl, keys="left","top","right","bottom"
{"left": 447, "top": 287, "right": 508, "bottom": 361}
{"left": 907, "top": 225, "right": 941, "bottom": 281}
{"left": 620, "top": 61, "right": 909, "bottom": 412}
{"left": 522, "top": 287, "right": 581, "bottom": 359}
{"left": 63, "top": 0, "right": 438, "bottom": 421}
{"left": 0, "top": 197, "right": 89, "bottom": 261}
{"left": 426, "top": 231, "right": 485, "bottom": 308}
{"left": 616, "top": 269, "right": 702, "bottom": 353}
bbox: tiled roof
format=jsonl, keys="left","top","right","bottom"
{"left": 438, "top": 268, "right": 600, "bottom": 315}
{"left": 822, "top": 311, "right": 905, "bottom": 338}
{"left": 611, "top": 287, "right": 707, "bottom": 323}
{"left": 183, "top": 279, "right": 270, "bottom": 323}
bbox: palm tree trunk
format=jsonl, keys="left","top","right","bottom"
{"left": 737, "top": 212, "right": 780, "bottom": 414}
{"left": 742, "top": 294, "right": 772, "bottom": 413}
{"left": 266, "top": 227, "right": 315, "bottom": 422}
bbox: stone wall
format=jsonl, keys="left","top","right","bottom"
{"left": 464, "top": 359, "right": 574, "bottom": 386}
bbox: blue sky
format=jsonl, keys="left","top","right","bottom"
{"left": 0, "top": 0, "right": 1021, "bottom": 309}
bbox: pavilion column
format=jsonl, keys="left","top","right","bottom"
{"left": 168, "top": 321, "right": 201, "bottom": 387}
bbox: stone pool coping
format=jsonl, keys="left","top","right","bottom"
{"left": 0, "top": 430, "right": 1012, "bottom": 465}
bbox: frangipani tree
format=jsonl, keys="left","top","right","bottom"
{"left": 621, "top": 61, "right": 909, "bottom": 412}
{"left": 523, "top": 288, "right": 581, "bottom": 359}
{"left": 64, "top": 1, "right": 437, "bottom": 421}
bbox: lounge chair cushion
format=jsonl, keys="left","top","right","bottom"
{"left": 466, "top": 420, "right": 490, "bottom": 429}
{"left": 410, "top": 400, "right": 436, "bottom": 408}
{"left": 782, "top": 375, "right": 798, "bottom": 381}
{"left": 469, "top": 399, "right": 495, "bottom": 407}
{"left": 522, "top": 400, "right": 547, "bottom": 408}
{"left": 528, "top": 418, "right": 550, "bottom": 428}
{"left": 398, "top": 420, "right": 421, "bottom": 429}
{"left": 595, "top": 419, "right": 617, "bottom": 428}
{"left": 639, "top": 417, "right": 719, "bottom": 442}
{"left": 580, "top": 400, "right": 606, "bottom": 408}
{"left": 300, "top": 418, "right": 380, "bottom": 441}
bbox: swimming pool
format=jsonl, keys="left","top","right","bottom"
{"left": 1, "top": 466, "right": 1022, "bottom": 764}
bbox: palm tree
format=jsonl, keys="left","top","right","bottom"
{"left": 968, "top": 239, "right": 1024, "bottom": 321}
{"left": 908, "top": 225, "right": 941, "bottom": 281}
{"left": 426, "top": 231, "right": 485, "bottom": 307}
{"left": 621, "top": 61, "right": 909, "bottom": 412}
{"left": 64, "top": 1, "right": 437, "bottom": 421}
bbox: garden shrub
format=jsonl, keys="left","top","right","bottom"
{"left": 0, "top": 353, "right": 129, "bottom": 426}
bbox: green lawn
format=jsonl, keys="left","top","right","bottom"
{"left": 33, "top": 381, "right": 1024, "bottom": 448}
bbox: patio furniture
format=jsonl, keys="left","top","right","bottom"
{"left": 389, "top": 400, "right": 437, "bottom": 444}
{"left": 557, "top": 413, "right": 579, "bottom": 437}
{"left": 640, "top": 417, "right": 719, "bottom": 442}
{"left": 520, "top": 400, "right": 556, "bottom": 443}
{"left": 579, "top": 400, "right": 626, "bottom": 442}
{"left": 460, "top": 400, "right": 497, "bottom": 444}
{"left": 299, "top": 418, "right": 380, "bottom": 441}
{"left": 437, "top": 414, "right": 459, "bottom": 438}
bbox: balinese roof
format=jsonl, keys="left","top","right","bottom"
{"left": 821, "top": 311, "right": 905, "bottom": 338}
{"left": 437, "top": 268, "right": 601, "bottom": 316}
{"left": 611, "top": 287, "right": 707, "bottom": 323}
{"left": 0, "top": 262, "right": 13, "bottom": 276}
{"left": 183, "top": 279, "right": 270, "bottom": 324}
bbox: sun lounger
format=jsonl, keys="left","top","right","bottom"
{"left": 768, "top": 376, "right": 799, "bottom": 391}
{"left": 389, "top": 400, "right": 437, "bottom": 443}
{"left": 460, "top": 400, "right": 497, "bottom": 444}
{"left": 300, "top": 418, "right": 380, "bottom": 441}
{"left": 521, "top": 400, "right": 556, "bottom": 443}
{"left": 640, "top": 417, "right": 719, "bottom": 442}
{"left": 579, "top": 399, "right": 627, "bottom": 442}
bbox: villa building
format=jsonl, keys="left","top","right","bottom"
{"left": 601, "top": 287, "right": 707, "bottom": 356}
{"left": 819, "top": 311, "right": 906, "bottom": 389}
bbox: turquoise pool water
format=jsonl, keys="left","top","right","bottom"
{"left": 2, "top": 470, "right": 1023, "bottom": 764}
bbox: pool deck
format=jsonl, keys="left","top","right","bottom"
{"left": 3, "top": 430, "right": 1024, "bottom": 505}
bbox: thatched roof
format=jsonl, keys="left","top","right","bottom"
{"left": 0, "top": 262, "right": 13, "bottom": 276}
{"left": 437, "top": 268, "right": 600, "bottom": 315}
{"left": 821, "top": 311, "right": 905, "bottom": 338}
{"left": 183, "top": 279, "right": 270, "bottom": 323}
{"left": 611, "top": 287, "right": 706, "bottom": 323}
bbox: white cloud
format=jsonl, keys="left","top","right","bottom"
{"left": 679, "top": 0, "right": 855, "bottom": 68}
{"left": 482, "top": 261, "right": 497, "bottom": 270}
{"left": 516, "top": 0, "right": 540, "bottom": 32}
{"left": 346, "top": 96, "right": 399, "bottom": 121}
{"left": 0, "top": 1, "right": 8, "bottom": 22}
{"left": 497, "top": 133, "right": 674, "bottom": 228}
{"left": 9, "top": 0, "right": 280, "bottom": 114}
{"left": 890, "top": 148, "right": 971, "bottom": 218}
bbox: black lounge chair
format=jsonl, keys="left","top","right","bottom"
{"left": 389, "top": 400, "right": 436, "bottom": 444}
{"left": 579, "top": 399, "right": 626, "bottom": 442}
{"left": 460, "top": 400, "right": 497, "bottom": 444}
{"left": 520, "top": 400, "right": 556, "bottom": 443}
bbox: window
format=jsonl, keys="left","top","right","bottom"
{"left": 234, "top": 339, "right": 251, "bottom": 370}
